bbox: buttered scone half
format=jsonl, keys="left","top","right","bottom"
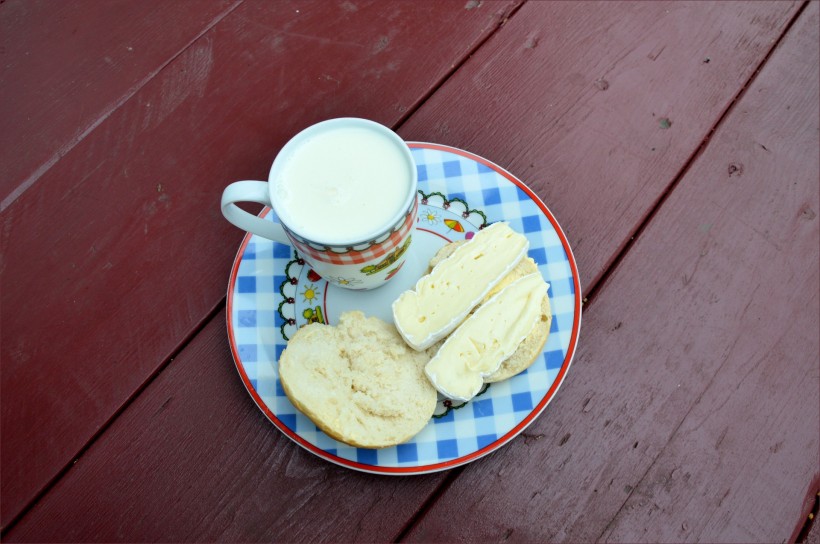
{"left": 278, "top": 311, "right": 437, "bottom": 449}
{"left": 426, "top": 240, "right": 552, "bottom": 384}
{"left": 392, "top": 222, "right": 529, "bottom": 350}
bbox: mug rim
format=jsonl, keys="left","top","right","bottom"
{"left": 267, "top": 117, "right": 418, "bottom": 247}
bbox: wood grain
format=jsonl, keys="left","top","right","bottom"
{"left": 3, "top": 1, "right": 811, "bottom": 541}
{"left": 0, "top": 0, "right": 518, "bottom": 528}
{"left": 400, "top": 0, "right": 802, "bottom": 294}
{"left": 0, "top": 0, "right": 238, "bottom": 207}
{"left": 403, "top": 3, "right": 819, "bottom": 542}
{"left": 4, "top": 312, "right": 450, "bottom": 542}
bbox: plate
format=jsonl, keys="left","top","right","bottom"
{"left": 226, "top": 142, "right": 581, "bottom": 474}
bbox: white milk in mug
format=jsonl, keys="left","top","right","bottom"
{"left": 273, "top": 126, "right": 413, "bottom": 244}
{"left": 221, "top": 118, "right": 419, "bottom": 290}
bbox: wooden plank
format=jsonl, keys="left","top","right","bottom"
{"left": 400, "top": 0, "right": 803, "bottom": 293}
{"left": 0, "top": 0, "right": 238, "bottom": 206}
{"left": 0, "top": 0, "right": 519, "bottom": 528}
{"left": 3, "top": 1, "right": 807, "bottom": 541}
{"left": 796, "top": 481, "right": 820, "bottom": 544}
{"left": 807, "top": 505, "right": 820, "bottom": 544}
{"left": 4, "top": 311, "right": 451, "bottom": 542}
{"left": 403, "top": 3, "right": 820, "bottom": 542}
{"left": 598, "top": 6, "right": 820, "bottom": 541}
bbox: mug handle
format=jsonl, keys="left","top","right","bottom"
{"left": 221, "top": 181, "right": 290, "bottom": 243}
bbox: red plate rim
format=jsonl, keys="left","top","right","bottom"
{"left": 225, "top": 142, "right": 582, "bottom": 474}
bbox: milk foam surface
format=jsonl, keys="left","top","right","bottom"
{"left": 273, "top": 127, "right": 412, "bottom": 244}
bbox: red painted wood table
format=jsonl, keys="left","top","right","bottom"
{"left": 2, "top": 1, "right": 818, "bottom": 541}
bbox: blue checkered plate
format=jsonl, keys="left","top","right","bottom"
{"left": 227, "top": 143, "right": 581, "bottom": 474}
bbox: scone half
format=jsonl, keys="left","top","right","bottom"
{"left": 278, "top": 311, "right": 437, "bottom": 449}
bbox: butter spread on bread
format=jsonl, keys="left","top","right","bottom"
{"left": 424, "top": 272, "right": 549, "bottom": 402}
{"left": 392, "top": 222, "right": 528, "bottom": 350}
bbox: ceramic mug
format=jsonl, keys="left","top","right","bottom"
{"left": 221, "top": 118, "right": 418, "bottom": 290}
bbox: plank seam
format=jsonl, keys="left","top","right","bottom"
{"left": 0, "top": 298, "right": 227, "bottom": 535}
{"left": 793, "top": 480, "right": 820, "bottom": 543}
{"left": 392, "top": 2, "right": 529, "bottom": 540}
{"left": 581, "top": 0, "right": 809, "bottom": 313}
{"left": 583, "top": 2, "right": 812, "bottom": 541}
{"left": 396, "top": 0, "right": 810, "bottom": 540}
{"left": 393, "top": 466, "right": 465, "bottom": 543}
{"left": 0, "top": 0, "right": 525, "bottom": 533}
{"left": 393, "top": 0, "right": 525, "bottom": 131}
{"left": 0, "top": 0, "right": 245, "bottom": 214}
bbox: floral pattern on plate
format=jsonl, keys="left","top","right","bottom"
{"left": 227, "top": 142, "right": 581, "bottom": 474}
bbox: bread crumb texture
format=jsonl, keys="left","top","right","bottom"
{"left": 278, "top": 311, "right": 437, "bottom": 449}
